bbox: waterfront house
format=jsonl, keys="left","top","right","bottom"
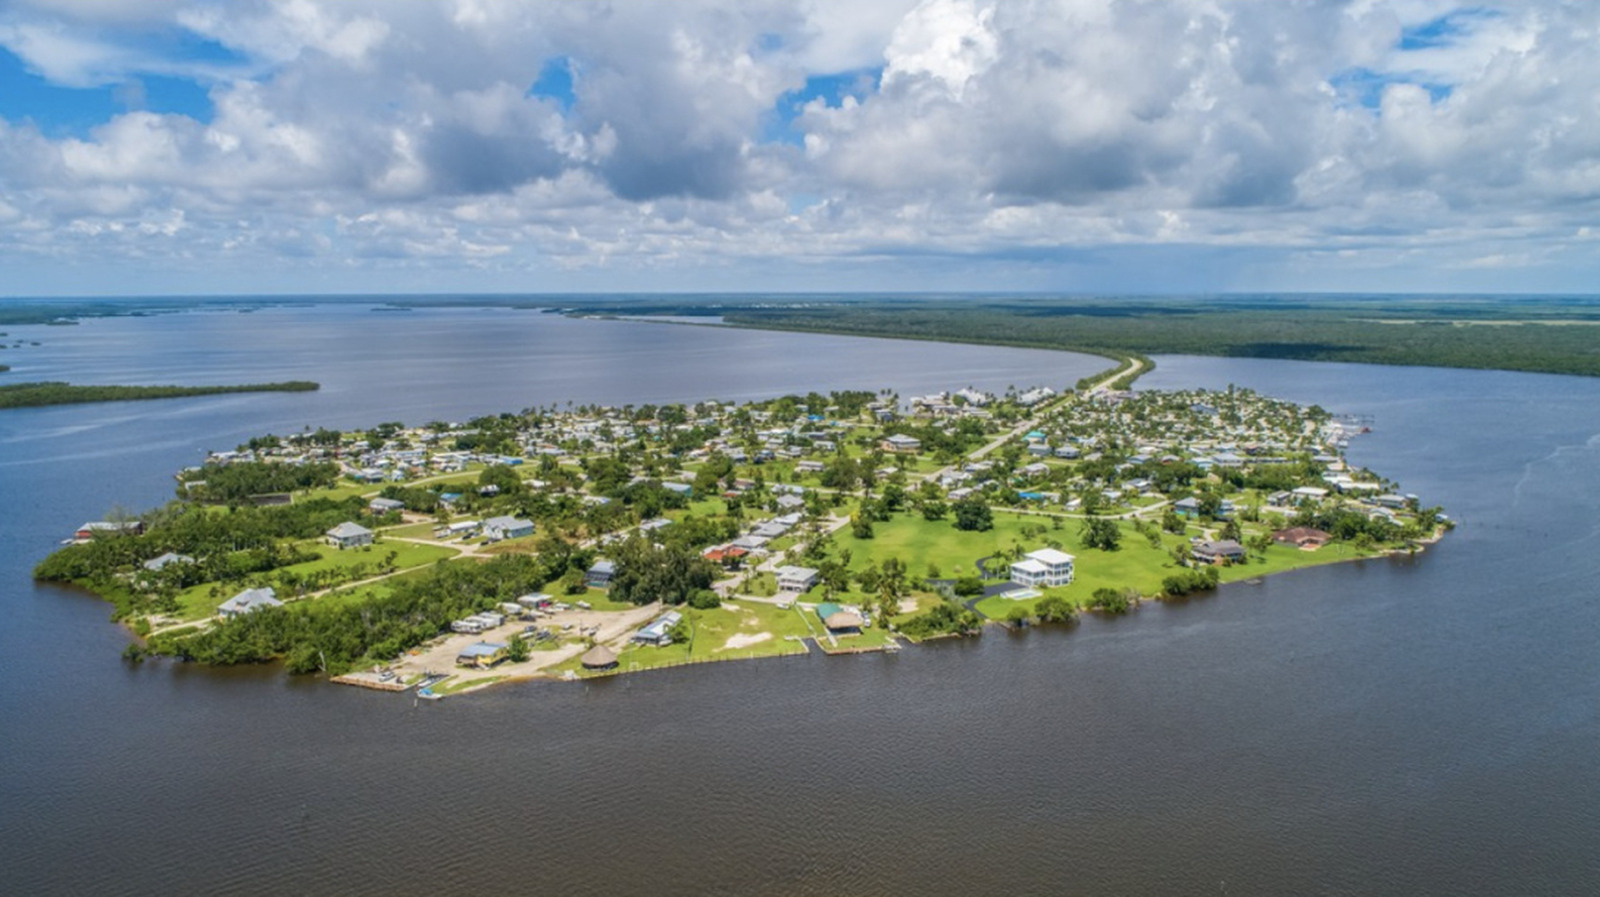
{"left": 586, "top": 560, "right": 616, "bottom": 588}
{"left": 1009, "top": 548, "right": 1075, "bottom": 588}
{"left": 326, "top": 521, "right": 375, "bottom": 549}
{"left": 632, "top": 610, "right": 683, "bottom": 647}
{"left": 1192, "top": 539, "right": 1247, "bottom": 564}
{"left": 483, "top": 515, "right": 534, "bottom": 540}
{"left": 455, "top": 641, "right": 509, "bottom": 668}
{"left": 217, "top": 587, "right": 282, "bottom": 618}
{"left": 75, "top": 520, "right": 143, "bottom": 541}
{"left": 1273, "top": 527, "right": 1332, "bottom": 549}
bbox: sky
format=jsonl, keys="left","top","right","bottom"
{"left": 1, "top": 0, "right": 1598, "bottom": 297}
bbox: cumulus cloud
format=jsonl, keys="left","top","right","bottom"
{"left": 0, "top": 0, "right": 1598, "bottom": 293}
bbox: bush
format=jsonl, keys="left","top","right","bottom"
{"left": 688, "top": 589, "right": 722, "bottom": 610}
{"left": 1161, "top": 567, "right": 1220, "bottom": 597}
{"left": 952, "top": 576, "right": 985, "bottom": 597}
{"left": 1087, "top": 587, "right": 1133, "bottom": 614}
{"left": 1034, "top": 595, "right": 1077, "bottom": 623}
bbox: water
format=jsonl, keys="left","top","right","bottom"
{"left": 2, "top": 308, "right": 1599, "bottom": 895}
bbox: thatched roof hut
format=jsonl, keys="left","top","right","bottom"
{"left": 823, "top": 610, "right": 864, "bottom": 633}
{"left": 580, "top": 644, "right": 618, "bottom": 670}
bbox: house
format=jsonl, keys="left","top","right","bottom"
{"left": 633, "top": 610, "right": 683, "bottom": 647}
{"left": 815, "top": 601, "right": 864, "bottom": 634}
{"left": 1017, "top": 387, "right": 1057, "bottom": 406}
{"left": 662, "top": 482, "right": 694, "bottom": 497}
{"left": 516, "top": 592, "right": 553, "bottom": 610}
{"left": 455, "top": 641, "right": 509, "bottom": 668}
{"left": 775, "top": 565, "right": 819, "bottom": 593}
{"left": 326, "top": 521, "right": 374, "bottom": 549}
{"left": 775, "top": 494, "right": 806, "bottom": 512}
{"left": 368, "top": 497, "right": 405, "bottom": 514}
{"left": 1191, "top": 539, "right": 1246, "bottom": 564}
{"left": 796, "top": 460, "right": 826, "bottom": 473}
{"left": 881, "top": 434, "right": 921, "bottom": 454}
{"left": 482, "top": 515, "right": 534, "bottom": 540}
{"left": 142, "top": 552, "right": 194, "bottom": 572}
{"left": 75, "top": 520, "right": 142, "bottom": 541}
{"left": 1009, "top": 548, "right": 1075, "bottom": 588}
{"left": 1054, "top": 445, "right": 1081, "bottom": 460}
{"left": 586, "top": 560, "right": 616, "bottom": 588}
{"left": 217, "top": 587, "right": 282, "bottom": 618}
{"left": 1173, "top": 496, "right": 1202, "bottom": 517}
{"left": 1273, "top": 527, "right": 1333, "bottom": 549}
{"left": 702, "top": 545, "right": 749, "bottom": 565}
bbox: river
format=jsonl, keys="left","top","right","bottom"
{"left": 1, "top": 304, "right": 1597, "bottom": 896}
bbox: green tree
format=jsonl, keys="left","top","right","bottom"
{"left": 1080, "top": 517, "right": 1122, "bottom": 551}
{"left": 952, "top": 497, "right": 993, "bottom": 532}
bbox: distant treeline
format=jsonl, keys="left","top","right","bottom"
{"left": 0, "top": 381, "right": 319, "bottom": 409}
{"left": 528, "top": 294, "right": 1600, "bottom": 379}
{"left": 708, "top": 300, "right": 1600, "bottom": 379}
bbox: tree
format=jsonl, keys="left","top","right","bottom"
{"left": 506, "top": 636, "right": 531, "bottom": 663}
{"left": 1080, "top": 517, "right": 1122, "bottom": 551}
{"left": 952, "top": 496, "right": 993, "bottom": 532}
{"left": 921, "top": 500, "right": 949, "bottom": 521}
{"left": 850, "top": 512, "right": 875, "bottom": 540}
{"left": 1087, "top": 587, "right": 1133, "bottom": 614}
{"left": 1161, "top": 506, "right": 1186, "bottom": 534}
{"left": 1034, "top": 595, "right": 1077, "bottom": 623}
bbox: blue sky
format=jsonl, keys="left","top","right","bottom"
{"left": 0, "top": 1, "right": 1596, "bottom": 296}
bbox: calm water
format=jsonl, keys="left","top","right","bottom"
{"left": 2, "top": 307, "right": 1598, "bottom": 896}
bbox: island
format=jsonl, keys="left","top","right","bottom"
{"left": 0, "top": 380, "right": 320, "bottom": 409}
{"left": 35, "top": 367, "right": 1449, "bottom": 697}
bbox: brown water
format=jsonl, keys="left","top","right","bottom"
{"left": 2, "top": 306, "right": 1598, "bottom": 895}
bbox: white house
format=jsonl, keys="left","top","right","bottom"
{"left": 1009, "top": 548, "right": 1075, "bottom": 588}
{"left": 325, "top": 521, "right": 375, "bottom": 549}
{"left": 881, "top": 434, "right": 921, "bottom": 454}
{"left": 482, "top": 515, "right": 534, "bottom": 540}
{"left": 775, "top": 565, "right": 820, "bottom": 593}
{"left": 217, "top": 587, "right": 282, "bottom": 618}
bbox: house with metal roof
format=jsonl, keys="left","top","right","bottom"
{"left": 483, "top": 515, "right": 534, "bottom": 540}
{"left": 632, "top": 610, "right": 683, "bottom": 647}
{"left": 455, "top": 641, "right": 509, "bottom": 668}
{"left": 325, "top": 521, "right": 375, "bottom": 549}
{"left": 217, "top": 587, "right": 283, "bottom": 618}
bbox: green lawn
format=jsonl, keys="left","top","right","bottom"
{"left": 848, "top": 508, "right": 1382, "bottom": 620}
{"left": 171, "top": 540, "right": 459, "bottom": 619}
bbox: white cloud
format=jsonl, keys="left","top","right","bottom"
{"left": 0, "top": 0, "right": 1598, "bottom": 293}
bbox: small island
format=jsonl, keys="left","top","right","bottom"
{"left": 0, "top": 380, "right": 319, "bottom": 409}
{"left": 36, "top": 368, "right": 1448, "bottom": 697}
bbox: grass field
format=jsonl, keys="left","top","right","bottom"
{"left": 848, "top": 509, "right": 1382, "bottom": 620}
{"left": 172, "top": 540, "right": 459, "bottom": 619}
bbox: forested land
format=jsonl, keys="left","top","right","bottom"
{"left": 0, "top": 380, "right": 319, "bottom": 408}
{"left": 546, "top": 294, "right": 1600, "bottom": 378}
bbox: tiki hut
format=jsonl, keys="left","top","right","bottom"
{"left": 580, "top": 644, "right": 619, "bottom": 670}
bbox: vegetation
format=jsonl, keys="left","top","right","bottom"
{"left": 542, "top": 294, "right": 1600, "bottom": 379}
{"left": 153, "top": 555, "right": 546, "bottom": 673}
{"left": 0, "top": 380, "right": 319, "bottom": 409}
